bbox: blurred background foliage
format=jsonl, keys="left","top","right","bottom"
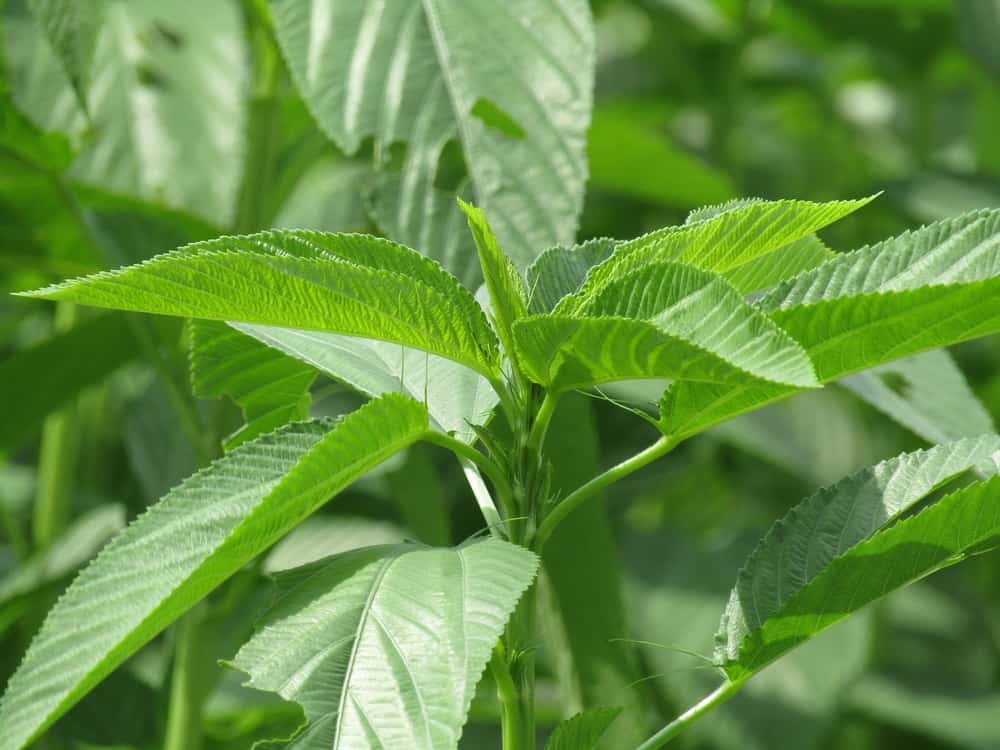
{"left": 1, "top": 0, "right": 1000, "bottom": 748}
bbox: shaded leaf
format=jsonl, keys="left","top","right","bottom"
{"left": 545, "top": 707, "right": 622, "bottom": 750}
{"left": 716, "top": 436, "right": 1000, "bottom": 680}
{"left": 0, "top": 312, "right": 139, "bottom": 456}
{"left": 189, "top": 320, "right": 316, "bottom": 451}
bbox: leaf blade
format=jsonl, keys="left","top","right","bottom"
{"left": 231, "top": 539, "right": 539, "bottom": 750}
{"left": 0, "top": 394, "right": 429, "bottom": 750}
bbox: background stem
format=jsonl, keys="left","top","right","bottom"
{"left": 164, "top": 606, "right": 210, "bottom": 750}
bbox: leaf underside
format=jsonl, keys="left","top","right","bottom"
{"left": 0, "top": 395, "right": 428, "bottom": 750}
{"left": 232, "top": 540, "right": 539, "bottom": 750}
{"left": 717, "top": 436, "right": 1000, "bottom": 680}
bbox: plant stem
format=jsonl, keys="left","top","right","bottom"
{"left": 525, "top": 390, "right": 559, "bottom": 459}
{"left": 164, "top": 607, "right": 210, "bottom": 750}
{"left": 500, "top": 583, "right": 537, "bottom": 750}
{"left": 424, "top": 430, "right": 514, "bottom": 509}
{"left": 32, "top": 302, "right": 79, "bottom": 551}
{"left": 635, "top": 680, "right": 742, "bottom": 750}
{"left": 534, "top": 435, "right": 678, "bottom": 550}
{"left": 490, "top": 644, "right": 524, "bottom": 750}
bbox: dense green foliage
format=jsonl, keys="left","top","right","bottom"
{"left": 2, "top": 2, "right": 1000, "bottom": 750}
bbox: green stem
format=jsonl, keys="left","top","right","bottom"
{"left": 525, "top": 390, "right": 559, "bottom": 459}
{"left": 423, "top": 431, "right": 514, "bottom": 509}
{"left": 500, "top": 583, "right": 537, "bottom": 750}
{"left": 534, "top": 435, "right": 677, "bottom": 550}
{"left": 490, "top": 644, "right": 525, "bottom": 750}
{"left": 164, "top": 607, "right": 210, "bottom": 750}
{"left": 635, "top": 680, "right": 742, "bottom": 750}
{"left": 32, "top": 302, "right": 79, "bottom": 551}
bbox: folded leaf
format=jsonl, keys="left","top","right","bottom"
{"left": 545, "top": 707, "right": 622, "bottom": 750}
{"left": 0, "top": 394, "right": 429, "bottom": 750}
{"left": 716, "top": 436, "right": 1000, "bottom": 681}
{"left": 660, "top": 209, "right": 1000, "bottom": 439}
{"left": 19, "top": 230, "right": 499, "bottom": 378}
{"left": 231, "top": 539, "right": 538, "bottom": 750}
{"left": 516, "top": 263, "right": 818, "bottom": 391}
{"left": 189, "top": 320, "right": 316, "bottom": 451}
{"left": 567, "top": 196, "right": 873, "bottom": 306}
{"left": 459, "top": 200, "right": 528, "bottom": 360}
{"left": 26, "top": 0, "right": 98, "bottom": 108}
{"left": 526, "top": 238, "right": 616, "bottom": 313}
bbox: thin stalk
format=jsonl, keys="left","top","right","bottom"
{"left": 424, "top": 430, "right": 514, "bottom": 509}
{"left": 490, "top": 644, "right": 525, "bottom": 750}
{"left": 525, "top": 390, "right": 559, "bottom": 459}
{"left": 635, "top": 680, "right": 742, "bottom": 750}
{"left": 500, "top": 583, "right": 537, "bottom": 750}
{"left": 164, "top": 607, "right": 210, "bottom": 750}
{"left": 534, "top": 435, "right": 678, "bottom": 550}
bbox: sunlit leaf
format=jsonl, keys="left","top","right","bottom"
{"left": 0, "top": 395, "right": 429, "bottom": 750}
{"left": 231, "top": 539, "right": 538, "bottom": 750}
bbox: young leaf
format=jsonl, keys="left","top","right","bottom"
{"left": 660, "top": 209, "right": 1000, "bottom": 439}
{"left": 0, "top": 394, "right": 429, "bottom": 750}
{"left": 526, "top": 238, "right": 617, "bottom": 313}
{"left": 515, "top": 263, "right": 818, "bottom": 391}
{"left": 231, "top": 324, "right": 499, "bottom": 443}
{"left": 19, "top": 230, "right": 500, "bottom": 378}
{"left": 716, "top": 436, "right": 1000, "bottom": 681}
{"left": 545, "top": 707, "right": 623, "bottom": 750}
{"left": 459, "top": 199, "right": 528, "bottom": 362}
{"left": 189, "top": 320, "right": 316, "bottom": 451}
{"left": 566, "top": 196, "right": 873, "bottom": 306}
{"left": 722, "top": 235, "right": 833, "bottom": 295}
{"left": 230, "top": 539, "right": 539, "bottom": 750}
{"left": 269, "top": 0, "right": 594, "bottom": 267}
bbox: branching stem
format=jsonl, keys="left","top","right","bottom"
{"left": 635, "top": 680, "right": 742, "bottom": 750}
{"left": 534, "top": 434, "right": 678, "bottom": 550}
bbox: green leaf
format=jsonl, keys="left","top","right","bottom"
{"left": 0, "top": 504, "right": 124, "bottom": 609}
{"left": 459, "top": 199, "right": 528, "bottom": 362}
{"left": 660, "top": 209, "right": 1000, "bottom": 439}
{"left": 515, "top": 262, "right": 818, "bottom": 392}
{"left": 232, "top": 324, "right": 499, "bottom": 443}
{"left": 544, "top": 707, "right": 622, "bottom": 750}
{"left": 526, "top": 238, "right": 616, "bottom": 314}
{"left": 722, "top": 236, "right": 834, "bottom": 295}
{"left": 567, "top": 196, "right": 874, "bottom": 304}
{"left": 587, "top": 104, "right": 734, "bottom": 207}
{"left": 269, "top": 0, "right": 595, "bottom": 267}
{"left": 4, "top": 0, "right": 249, "bottom": 226}
{"left": 19, "top": 230, "right": 500, "bottom": 378}
{"left": 842, "top": 350, "right": 995, "bottom": 444}
{"left": 189, "top": 320, "right": 317, "bottom": 451}
{"left": 0, "top": 394, "right": 429, "bottom": 750}
{"left": 716, "top": 435, "right": 1000, "bottom": 681}
{"left": 0, "top": 312, "right": 139, "bottom": 456}
{"left": 26, "top": 0, "right": 99, "bottom": 108}
{"left": 230, "top": 539, "right": 539, "bottom": 750}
